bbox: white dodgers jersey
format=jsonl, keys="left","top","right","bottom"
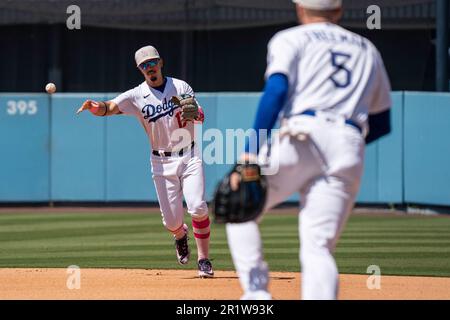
{"left": 266, "top": 22, "right": 392, "bottom": 132}
{"left": 111, "top": 77, "right": 199, "bottom": 152}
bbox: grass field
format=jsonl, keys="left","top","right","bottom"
{"left": 0, "top": 210, "right": 449, "bottom": 277}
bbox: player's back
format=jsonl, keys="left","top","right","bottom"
{"left": 268, "top": 22, "right": 390, "bottom": 128}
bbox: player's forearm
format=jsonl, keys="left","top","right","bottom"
{"left": 365, "top": 109, "right": 391, "bottom": 144}
{"left": 90, "top": 101, "right": 121, "bottom": 116}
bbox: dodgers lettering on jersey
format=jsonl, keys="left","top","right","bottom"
{"left": 141, "top": 98, "right": 179, "bottom": 123}
{"left": 111, "top": 77, "right": 198, "bottom": 152}
{"left": 265, "top": 22, "right": 391, "bottom": 133}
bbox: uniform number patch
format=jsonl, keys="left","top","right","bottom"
{"left": 329, "top": 50, "right": 352, "bottom": 88}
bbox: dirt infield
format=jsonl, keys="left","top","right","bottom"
{"left": 1, "top": 268, "right": 449, "bottom": 300}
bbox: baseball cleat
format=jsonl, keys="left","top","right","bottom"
{"left": 175, "top": 224, "right": 190, "bottom": 265}
{"left": 197, "top": 258, "right": 214, "bottom": 278}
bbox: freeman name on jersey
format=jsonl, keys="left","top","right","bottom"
{"left": 304, "top": 29, "right": 367, "bottom": 49}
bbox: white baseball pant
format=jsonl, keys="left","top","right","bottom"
{"left": 226, "top": 113, "right": 364, "bottom": 300}
{"left": 151, "top": 146, "right": 208, "bottom": 231}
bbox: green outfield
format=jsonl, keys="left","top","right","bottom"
{"left": 0, "top": 210, "right": 449, "bottom": 277}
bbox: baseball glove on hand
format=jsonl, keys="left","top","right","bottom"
{"left": 171, "top": 94, "right": 199, "bottom": 121}
{"left": 213, "top": 163, "right": 267, "bottom": 224}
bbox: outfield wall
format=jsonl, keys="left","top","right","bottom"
{"left": 0, "top": 91, "right": 449, "bottom": 206}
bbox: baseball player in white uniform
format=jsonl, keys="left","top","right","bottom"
{"left": 76, "top": 45, "right": 214, "bottom": 278}
{"left": 225, "top": 0, "right": 392, "bottom": 299}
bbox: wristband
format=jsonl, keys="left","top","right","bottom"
{"left": 100, "top": 101, "right": 108, "bottom": 116}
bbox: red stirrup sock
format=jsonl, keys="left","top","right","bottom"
{"left": 192, "top": 217, "right": 210, "bottom": 260}
{"left": 170, "top": 223, "right": 187, "bottom": 240}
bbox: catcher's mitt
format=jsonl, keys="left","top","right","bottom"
{"left": 213, "top": 163, "right": 267, "bottom": 224}
{"left": 170, "top": 94, "right": 199, "bottom": 121}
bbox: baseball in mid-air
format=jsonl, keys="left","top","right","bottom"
{"left": 45, "top": 82, "right": 56, "bottom": 94}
